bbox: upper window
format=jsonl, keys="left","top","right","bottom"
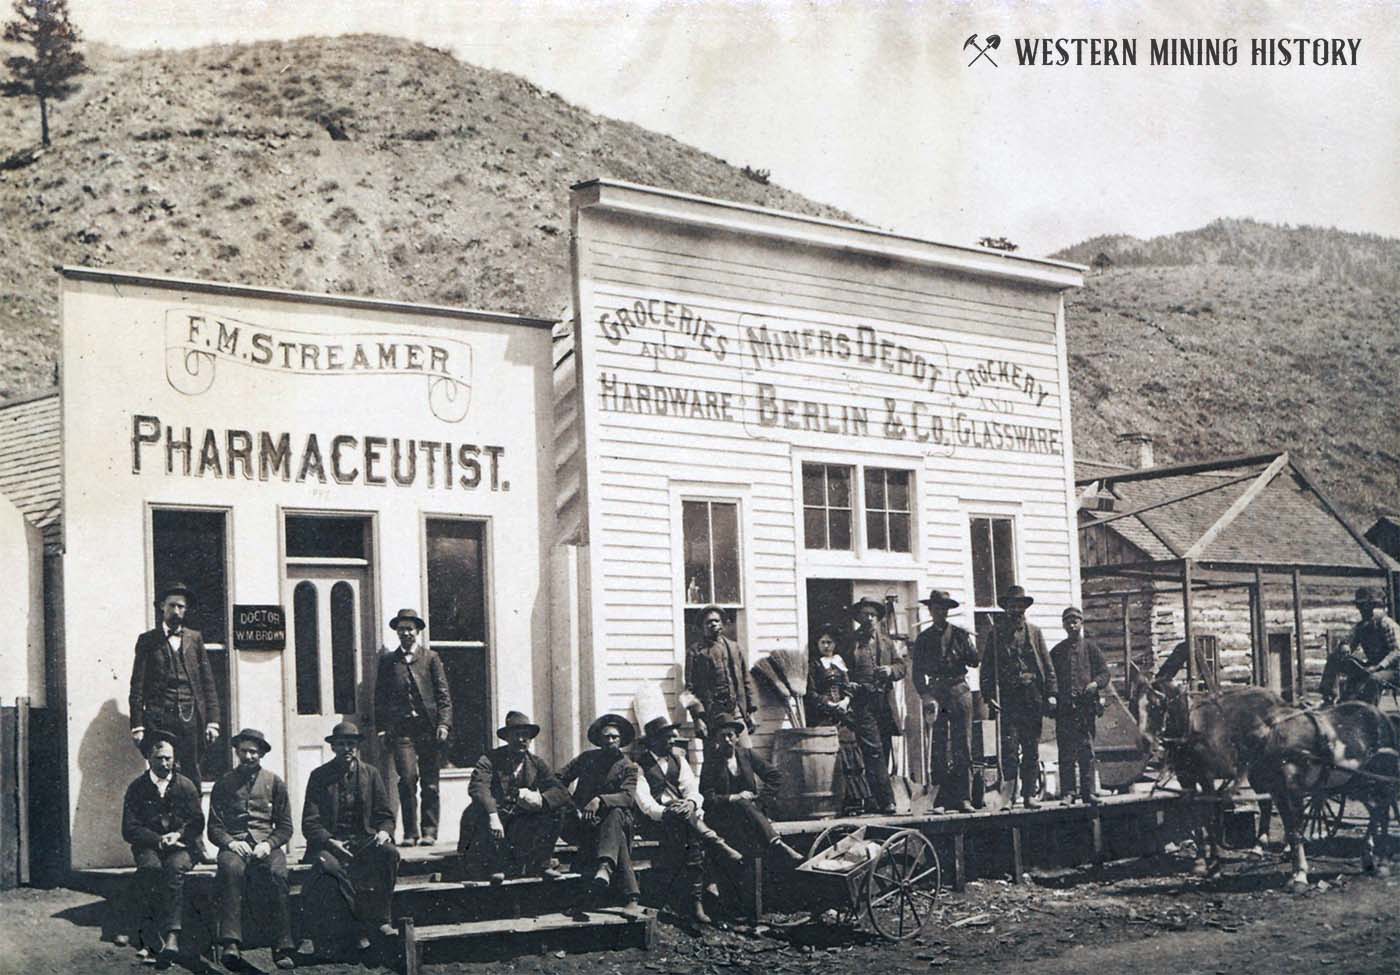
{"left": 864, "top": 468, "right": 912, "bottom": 553}
{"left": 802, "top": 464, "right": 854, "bottom": 550}
{"left": 970, "top": 515, "right": 1017, "bottom": 611}
{"left": 682, "top": 499, "right": 744, "bottom": 647}
{"left": 424, "top": 517, "right": 489, "bottom": 768}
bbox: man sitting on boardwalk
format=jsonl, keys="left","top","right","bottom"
{"left": 698, "top": 715, "right": 803, "bottom": 864}
{"left": 208, "top": 728, "right": 295, "bottom": 969}
{"left": 459, "top": 710, "right": 571, "bottom": 883}
{"left": 557, "top": 714, "right": 642, "bottom": 909}
{"left": 299, "top": 721, "right": 401, "bottom": 955}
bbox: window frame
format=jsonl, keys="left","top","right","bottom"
{"left": 670, "top": 484, "right": 752, "bottom": 669}
{"left": 801, "top": 462, "right": 855, "bottom": 552}
{"left": 793, "top": 451, "right": 920, "bottom": 567}
{"left": 863, "top": 466, "right": 914, "bottom": 554}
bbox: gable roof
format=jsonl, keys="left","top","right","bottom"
{"left": 0, "top": 388, "right": 61, "bottom": 546}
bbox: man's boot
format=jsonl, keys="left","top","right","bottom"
{"left": 689, "top": 894, "right": 712, "bottom": 925}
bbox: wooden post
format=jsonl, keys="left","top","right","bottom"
{"left": 952, "top": 832, "right": 966, "bottom": 891}
{"left": 1120, "top": 595, "right": 1132, "bottom": 693}
{"left": 1182, "top": 561, "right": 1195, "bottom": 686}
{"left": 16, "top": 697, "right": 29, "bottom": 886}
{"left": 1291, "top": 570, "right": 1304, "bottom": 703}
{"left": 1255, "top": 566, "right": 1268, "bottom": 690}
{"left": 1247, "top": 578, "right": 1260, "bottom": 685}
{"left": 1010, "top": 826, "right": 1024, "bottom": 884}
{"left": 748, "top": 855, "right": 764, "bottom": 921}
{"left": 399, "top": 916, "right": 419, "bottom": 975}
{"left": 1091, "top": 809, "right": 1104, "bottom": 873}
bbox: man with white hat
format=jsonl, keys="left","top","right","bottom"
{"left": 985, "top": 586, "right": 1057, "bottom": 809}
{"left": 1050, "top": 608, "right": 1110, "bottom": 804}
{"left": 911, "top": 590, "right": 979, "bottom": 814}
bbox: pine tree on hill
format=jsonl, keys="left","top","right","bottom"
{"left": 3, "top": 0, "right": 88, "bottom": 147}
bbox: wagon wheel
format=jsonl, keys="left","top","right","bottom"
{"left": 864, "top": 828, "right": 940, "bottom": 941}
{"left": 764, "top": 824, "right": 859, "bottom": 929}
{"left": 1303, "top": 789, "right": 1346, "bottom": 841}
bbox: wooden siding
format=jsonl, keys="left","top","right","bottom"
{"left": 0, "top": 390, "right": 61, "bottom": 546}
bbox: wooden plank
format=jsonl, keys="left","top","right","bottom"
{"left": 399, "top": 916, "right": 420, "bottom": 975}
{"left": 16, "top": 697, "right": 28, "bottom": 886}
{"left": 1182, "top": 453, "right": 1292, "bottom": 561}
{"left": 952, "top": 832, "right": 966, "bottom": 891}
{"left": 1292, "top": 569, "right": 1305, "bottom": 703}
{"left": 749, "top": 855, "right": 764, "bottom": 921}
{"left": 1010, "top": 827, "right": 1023, "bottom": 884}
{"left": 413, "top": 909, "right": 648, "bottom": 942}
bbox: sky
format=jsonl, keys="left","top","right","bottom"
{"left": 68, "top": 0, "right": 1400, "bottom": 257}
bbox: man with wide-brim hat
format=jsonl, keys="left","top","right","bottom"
{"left": 299, "top": 721, "right": 401, "bottom": 956}
{"left": 209, "top": 728, "right": 295, "bottom": 968}
{"left": 373, "top": 608, "right": 452, "bottom": 846}
{"left": 1321, "top": 586, "right": 1400, "bottom": 705}
{"left": 459, "top": 711, "right": 572, "bottom": 883}
{"left": 911, "top": 590, "right": 980, "bottom": 814}
{"left": 985, "top": 586, "right": 1057, "bottom": 808}
{"left": 128, "top": 580, "right": 222, "bottom": 784}
{"left": 838, "top": 596, "right": 908, "bottom": 814}
{"left": 557, "top": 714, "right": 642, "bottom": 909}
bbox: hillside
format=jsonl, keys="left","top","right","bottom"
{"left": 1, "top": 36, "right": 1397, "bottom": 522}
{"left": 1058, "top": 224, "right": 1400, "bottom": 520}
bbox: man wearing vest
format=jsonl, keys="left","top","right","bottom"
{"left": 300, "top": 722, "right": 401, "bottom": 956}
{"left": 911, "top": 589, "right": 980, "bottom": 814}
{"left": 630, "top": 715, "right": 742, "bottom": 925}
{"left": 682, "top": 605, "right": 759, "bottom": 748}
{"left": 459, "top": 711, "right": 571, "bottom": 883}
{"left": 698, "top": 715, "right": 803, "bottom": 864}
{"left": 558, "top": 714, "right": 643, "bottom": 909}
{"left": 1049, "top": 607, "right": 1111, "bottom": 805}
{"left": 119, "top": 730, "right": 205, "bottom": 963}
{"left": 1320, "top": 586, "right": 1400, "bottom": 705}
{"left": 374, "top": 608, "right": 452, "bottom": 846}
{"left": 208, "top": 728, "right": 295, "bottom": 969}
{"left": 840, "top": 597, "right": 909, "bottom": 815}
{"left": 985, "top": 585, "right": 1057, "bottom": 809}
{"left": 128, "top": 581, "right": 221, "bottom": 782}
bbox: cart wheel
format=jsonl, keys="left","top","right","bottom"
{"left": 1303, "top": 789, "right": 1345, "bottom": 841}
{"left": 765, "top": 825, "right": 857, "bottom": 930}
{"left": 864, "top": 828, "right": 940, "bottom": 941}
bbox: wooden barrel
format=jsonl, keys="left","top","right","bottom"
{"left": 774, "top": 726, "right": 841, "bottom": 821}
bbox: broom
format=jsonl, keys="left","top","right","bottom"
{"left": 752, "top": 648, "right": 810, "bottom": 728}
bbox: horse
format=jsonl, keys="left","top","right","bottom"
{"left": 1142, "top": 682, "right": 1400, "bottom": 888}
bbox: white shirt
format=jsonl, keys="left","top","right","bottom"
{"left": 149, "top": 770, "right": 172, "bottom": 798}
{"left": 632, "top": 748, "right": 703, "bottom": 822}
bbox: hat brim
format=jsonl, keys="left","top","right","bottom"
{"left": 587, "top": 714, "right": 636, "bottom": 748}
{"left": 920, "top": 598, "right": 960, "bottom": 609}
{"left": 999, "top": 597, "right": 1034, "bottom": 609}
{"left": 230, "top": 735, "right": 273, "bottom": 755}
{"left": 324, "top": 732, "right": 364, "bottom": 744}
{"left": 388, "top": 615, "right": 427, "bottom": 630}
{"left": 849, "top": 600, "right": 887, "bottom": 619}
{"left": 497, "top": 724, "right": 541, "bottom": 740}
{"left": 157, "top": 586, "right": 196, "bottom": 606}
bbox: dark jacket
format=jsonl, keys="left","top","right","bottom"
{"left": 684, "top": 635, "right": 758, "bottom": 722}
{"left": 987, "top": 618, "right": 1057, "bottom": 711}
{"left": 840, "top": 628, "right": 909, "bottom": 734}
{"left": 373, "top": 647, "right": 453, "bottom": 735}
{"left": 1049, "top": 635, "right": 1111, "bottom": 711}
{"left": 468, "top": 747, "right": 571, "bottom": 815}
{"left": 208, "top": 766, "right": 294, "bottom": 850}
{"left": 128, "top": 625, "right": 221, "bottom": 731}
{"left": 122, "top": 771, "right": 205, "bottom": 855}
{"left": 911, "top": 622, "right": 979, "bottom": 695}
{"left": 300, "top": 758, "right": 394, "bottom": 849}
{"left": 698, "top": 745, "right": 781, "bottom": 807}
{"left": 556, "top": 748, "right": 638, "bottom": 811}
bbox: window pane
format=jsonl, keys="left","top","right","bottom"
{"left": 440, "top": 647, "right": 489, "bottom": 768}
{"left": 804, "top": 508, "right": 826, "bottom": 549}
{"left": 682, "top": 501, "right": 712, "bottom": 605}
{"left": 285, "top": 516, "right": 366, "bottom": 559}
{"left": 293, "top": 581, "right": 321, "bottom": 716}
{"left": 866, "top": 509, "right": 887, "bottom": 550}
{"left": 829, "top": 510, "right": 852, "bottom": 550}
{"left": 887, "top": 470, "right": 910, "bottom": 512}
{"left": 889, "top": 512, "right": 911, "bottom": 553}
{"left": 711, "top": 503, "right": 741, "bottom": 605}
{"left": 864, "top": 468, "right": 886, "bottom": 509}
{"left": 970, "top": 518, "right": 994, "bottom": 608}
{"left": 330, "top": 582, "right": 357, "bottom": 715}
{"left": 425, "top": 519, "right": 485, "bottom": 643}
{"left": 802, "top": 464, "right": 825, "bottom": 506}
{"left": 827, "top": 466, "right": 851, "bottom": 508}
{"left": 992, "top": 518, "right": 1017, "bottom": 599}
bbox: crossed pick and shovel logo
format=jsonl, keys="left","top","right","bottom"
{"left": 964, "top": 33, "right": 1001, "bottom": 67}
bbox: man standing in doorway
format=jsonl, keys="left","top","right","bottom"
{"left": 986, "top": 585, "right": 1056, "bottom": 809}
{"left": 1049, "top": 607, "right": 1110, "bottom": 804}
{"left": 841, "top": 597, "right": 908, "bottom": 815}
{"left": 911, "top": 590, "right": 979, "bottom": 814}
{"left": 128, "top": 582, "right": 221, "bottom": 782}
{"left": 374, "top": 608, "right": 452, "bottom": 846}
{"left": 682, "top": 605, "right": 758, "bottom": 748}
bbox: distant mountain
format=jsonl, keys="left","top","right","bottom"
{"left": 1056, "top": 221, "right": 1400, "bottom": 520}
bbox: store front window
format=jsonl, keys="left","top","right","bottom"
{"left": 970, "top": 514, "right": 1017, "bottom": 643}
{"left": 682, "top": 499, "right": 744, "bottom": 646}
{"left": 424, "top": 517, "right": 489, "bottom": 767}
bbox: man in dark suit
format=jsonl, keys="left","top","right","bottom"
{"left": 985, "top": 585, "right": 1057, "bottom": 809}
{"left": 840, "top": 597, "right": 909, "bottom": 814}
{"left": 911, "top": 589, "right": 980, "bottom": 814}
{"left": 208, "top": 728, "right": 295, "bottom": 969}
{"left": 373, "top": 608, "right": 452, "bottom": 846}
{"left": 1050, "top": 607, "right": 1111, "bottom": 804}
{"left": 682, "top": 604, "right": 758, "bottom": 747}
{"left": 557, "top": 714, "right": 642, "bottom": 908}
{"left": 698, "top": 715, "right": 803, "bottom": 863}
{"left": 128, "top": 582, "right": 221, "bottom": 782}
{"left": 300, "top": 722, "right": 401, "bottom": 955}
{"left": 459, "top": 711, "right": 571, "bottom": 883}
{"left": 119, "top": 731, "right": 205, "bottom": 963}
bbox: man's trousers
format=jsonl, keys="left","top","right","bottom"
{"left": 924, "top": 680, "right": 974, "bottom": 807}
{"left": 127, "top": 846, "right": 192, "bottom": 943}
{"left": 562, "top": 807, "right": 638, "bottom": 898}
{"left": 1055, "top": 710, "right": 1097, "bottom": 801}
{"left": 999, "top": 710, "right": 1043, "bottom": 799}
{"left": 851, "top": 699, "right": 896, "bottom": 810}
{"left": 703, "top": 797, "right": 779, "bottom": 856}
{"left": 459, "top": 805, "right": 563, "bottom": 878}
{"left": 214, "top": 847, "right": 292, "bottom": 949}
{"left": 389, "top": 726, "right": 442, "bottom": 840}
{"left": 303, "top": 840, "right": 401, "bottom": 931}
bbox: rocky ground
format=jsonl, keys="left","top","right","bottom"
{"left": 4, "top": 840, "right": 1398, "bottom": 975}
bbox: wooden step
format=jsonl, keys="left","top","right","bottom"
{"left": 399, "top": 909, "right": 655, "bottom": 975}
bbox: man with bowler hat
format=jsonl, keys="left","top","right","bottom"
{"left": 374, "top": 608, "right": 452, "bottom": 845}
{"left": 300, "top": 721, "right": 401, "bottom": 955}
{"left": 1049, "top": 608, "right": 1110, "bottom": 804}
{"left": 911, "top": 590, "right": 979, "bottom": 814}
{"left": 699, "top": 714, "right": 804, "bottom": 864}
{"left": 985, "top": 585, "right": 1056, "bottom": 808}
{"left": 682, "top": 604, "right": 759, "bottom": 748}
{"left": 119, "top": 730, "right": 205, "bottom": 962}
{"left": 841, "top": 596, "right": 908, "bottom": 814}
{"left": 459, "top": 711, "right": 571, "bottom": 883}
{"left": 128, "top": 581, "right": 221, "bottom": 781}
{"left": 1321, "top": 586, "right": 1400, "bottom": 705}
{"left": 557, "top": 714, "right": 642, "bottom": 908}
{"left": 208, "top": 728, "right": 295, "bottom": 969}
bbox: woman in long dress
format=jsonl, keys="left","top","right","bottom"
{"left": 807, "top": 623, "right": 870, "bottom": 813}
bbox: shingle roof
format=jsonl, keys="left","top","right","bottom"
{"left": 0, "top": 389, "right": 61, "bottom": 546}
